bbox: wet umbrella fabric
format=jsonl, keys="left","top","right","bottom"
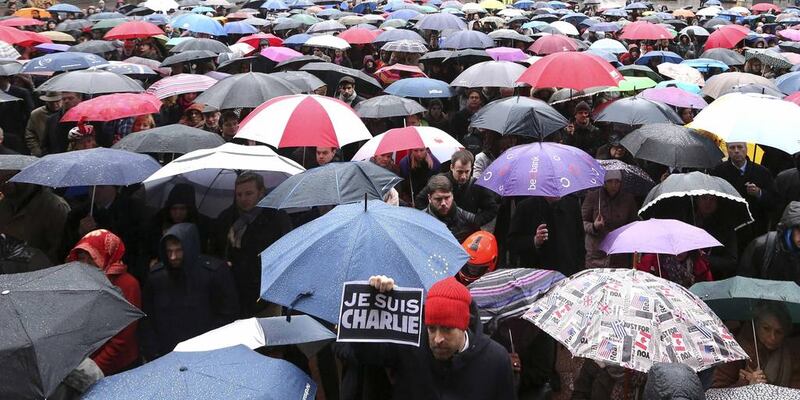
{"left": 468, "top": 268, "right": 566, "bottom": 326}
{"left": 111, "top": 124, "right": 225, "bottom": 154}
{"left": 353, "top": 94, "right": 426, "bottom": 118}
{"left": 269, "top": 71, "right": 326, "bottom": 92}
{"left": 61, "top": 93, "right": 161, "bottom": 122}
{"left": 170, "top": 37, "right": 230, "bottom": 53}
{"left": 299, "top": 62, "right": 383, "bottom": 93}
{"left": 0, "top": 263, "right": 144, "bottom": 399}
{"left": 450, "top": 60, "right": 527, "bottom": 88}
{"left": 0, "top": 154, "right": 37, "bottom": 171}
{"left": 469, "top": 96, "right": 568, "bottom": 139}
{"left": 516, "top": 51, "right": 624, "bottom": 90}
{"left": 702, "top": 71, "right": 777, "bottom": 99}
{"left": 705, "top": 384, "right": 800, "bottom": 400}
{"left": 160, "top": 50, "right": 217, "bottom": 67}
{"left": 384, "top": 77, "right": 455, "bottom": 98}
{"left": 600, "top": 219, "right": 722, "bottom": 255}
{"left": 260, "top": 200, "right": 468, "bottom": 324}
{"left": 351, "top": 126, "right": 463, "bottom": 164}
{"left": 258, "top": 161, "right": 403, "bottom": 209}
{"left": 640, "top": 87, "right": 708, "bottom": 109}
{"left": 194, "top": 72, "right": 301, "bottom": 110}
{"left": 700, "top": 48, "right": 745, "bottom": 66}
{"left": 597, "top": 159, "right": 655, "bottom": 196}
{"left": 620, "top": 124, "right": 723, "bottom": 169}
{"left": 82, "top": 345, "right": 317, "bottom": 400}
{"left": 20, "top": 52, "right": 108, "bottom": 74}
{"left": 639, "top": 172, "right": 753, "bottom": 229}
{"left": 9, "top": 148, "right": 160, "bottom": 187}
{"left": 36, "top": 69, "right": 144, "bottom": 95}
{"left": 145, "top": 73, "right": 217, "bottom": 99}
{"left": 595, "top": 97, "right": 683, "bottom": 125}
{"left": 690, "top": 277, "right": 800, "bottom": 323}
{"left": 68, "top": 40, "right": 120, "bottom": 54}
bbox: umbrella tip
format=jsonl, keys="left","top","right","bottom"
{"left": 364, "top": 192, "right": 368, "bottom": 211}
{"left": 179, "top": 366, "right": 188, "bottom": 372}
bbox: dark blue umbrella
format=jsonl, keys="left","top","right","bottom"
{"left": 776, "top": 71, "right": 800, "bottom": 94}
{"left": 260, "top": 200, "right": 469, "bottom": 323}
{"left": 372, "top": 28, "right": 425, "bottom": 45}
{"left": 82, "top": 345, "right": 317, "bottom": 400}
{"left": 513, "top": 0, "right": 535, "bottom": 9}
{"left": 634, "top": 50, "right": 684, "bottom": 66}
{"left": 384, "top": 77, "right": 455, "bottom": 98}
{"left": 441, "top": 30, "right": 494, "bottom": 49}
{"left": 415, "top": 12, "right": 467, "bottom": 31}
{"left": 352, "top": 1, "right": 377, "bottom": 13}
{"left": 9, "top": 148, "right": 160, "bottom": 187}
{"left": 19, "top": 52, "right": 108, "bottom": 74}
{"left": 258, "top": 161, "right": 403, "bottom": 209}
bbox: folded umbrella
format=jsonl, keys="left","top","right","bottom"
{"left": 111, "top": 124, "right": 224, "bottom": 154}
{"left": 620, "top": 123, "right": 723, "bottom": 169}
{"left": 0, "top": 263, "right": 144, "bottom": 399}
{"left": 595, "top": 97, "right": 683, "bottom": 125}
{"left": 468, "top": 268, "right": 566, "bottom": 327}
{"left": 145, "top": 73, "right": 217, "bottom": 99}
{"left": 351, "top": 126, "right": 463, "bottom": 164}
{"left": 598, "top": 159, "right": 655, "bottom": 196}
{"left": 354, "top": 94, "right": 426, "bottom": 118}
{"left": 169, "top": 37, "right": 229, "bottom": 54}
{"left": 451, "top": 60, "right": 527, "bottom": 88}
{"left": 469, "top": 95, "right": 568, "bottom": 138}
{"left": 61, "top": 93, "right": 161, "bottom": 122}
{"left": 194, "top": 72, "right": 301, "bottom": 110}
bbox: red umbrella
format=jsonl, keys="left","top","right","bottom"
{"left": 237, "top": 33, "right": 284, "bottom": 48}
{"left": 619, "top": 21, "right": 675, "bottom": 40}
{"left": 338, "top": 28, "right": 381, "bottom": 45}
{"left": 517, "top": 52, "right": 624, "bottom": 90}
{"left": 786, "top": 92, "right": 800, "bottom": 106}
{"left": 527, "top": 35, "right": 581, "bottom": 55}
{"left": 0, "top": 17, "right": 45, "bottom": 27}
{"left": 104, "top": 21, "right": 164, "bottom": 40}
{"left": 751, "top": 2, "right": 780, "bottom": 13}
{"left": 704, "top": 25, "right": 749, "bottom": 50}
{"left": 375, "top": 63, "right": 427, "bottom": 85}
{"left": 0, "top": 26, "right": 51, "bottom": 46}
{"left": 62, "top": 93, "right": 161, "bottom": 122}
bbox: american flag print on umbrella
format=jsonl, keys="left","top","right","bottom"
{"left": 523, "top": 268, "right": 748, "bottom": 373}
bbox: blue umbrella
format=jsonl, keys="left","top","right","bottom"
{"left": 316, "top": 8, "right": 343, "bottom": 18}
{"left": 372, "top": 28, "right": 425, "bottom": 44}
{"left": 82, "top": 345, "right": 317, "bottom": 400}
{"left": 384, "top": 77, "right": 455, "bottom": 98}
{"left": 548, "top": 0, "right": 569, "bottom": 8}
{"left": 171, "top": 13, "right": 226, "bottom": 36}
{"left": 20, "top": 52, "right": 108, "bottom": 74}
{"left": 259, "top": 315, "right": 336, "bottom": 357}
{"left": 191, "top": 5, "right": 215, "bottom": 13}
{"left": 513, "top": 0, "right": 535, "bottom": 9}
{"left": 656, "top": 79, "right": 702, "bottom": 94}
{"left": 776, "top": 71, "right": 800, "bottom": 94}
{"left": 602, "top": 8, "right": 628, "bottom": 17}
{"left": 415, "top": 12, "right": 467, "bottom": 31}
{"left": 353, "top": 1, "right": 377, "bottom": 13}
{"left": 48, "top": 3, "right": 82, "bottom": 13}
{"left": 587, "top": 49, "right": 622, "bottom": 67}
{"left": 223, "top": 20, "right": 258, "bottom": 34}
{"left": 288, "top": 0, "right": 314, "bottom": 8}
{"left": 441, "top": 30, "right": 494, "bottom": 49}
{"left": 144, "top": 13, "right": 169, "bottom": 25}
{"left": 283, "top": 33, "right": 312, "bottom": 47}
{"left": 384, "top": 1, "right": 418, "bottom": 11}
{"left": 625, "top": 1, "right": 647, "bottom": 9}
{"left": 681, "top": 58, "right": 730, "bottom": 72}
{"left": 522, "top": 20, "right": 548, "bottom": 30}
{"left": 561, "top": 13, "right": 588, "bottom": 24}
{"left": 634, "top": 50, "right": 683, "bottom": 66}
{"left": 260, "top": 200, "right": 469, "bottom": 323}
{"left": 261, "top": 0, "right": 289, "bottom": 10}
{"left": 9, "top": 148, "right": 160, "bottom": 188}
{"left": 389, "top": 9, "right": 420, "bottom": 20}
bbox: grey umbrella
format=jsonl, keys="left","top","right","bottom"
{"left": 700, "top": 48, "right": 745, "bottom": 66}
{"left": 259, "top": 315, "right": 336, "bottom": 357}
{"left": 170, "top": 38, "right": 230, "bottom": 54}
{"left": 258, "top": 161, "right": 403, "bottom": 209}
{"left": 0, "top": 91, "right": 20, "bottom": 103}
{"left": 55, "top": 19, "right": 93, "bottom": 32}
{"left": 300, "top": 62, "right": 383, "bottom": 94}
{"left": 639, "top": 171, "right": 753, "bottom": 229}
{"left": 470, "top": 96, "right": 568, "bottom": 138}
{"left": 0, "top": 154, "right": 37, "bottom": 171}
{"left": 0, "top": 61, "right": 22, "bottom": 77}
{"left": 419, "top": 49, "right": 453, "bottom": 62}
{"left": 269, "top": 71, "right": 326, "bottom": 93}
{"left": 620, "top": 123, "right": 724, "bottom": 169}
{"left": 306, "top": 19, "right": 346, "bottom": 33}
{"left": 451, "top": 60, "right": 527, "bottom": 88}
{"left": 354, "top": 94, "right": 426, "bottom": 118}
{"left": 35, "top": 70, "right": 144, "bottom": 95}
{"left": 595, "top": 96, "right": 683, "bottom": 125}
{"left": 443, "top": 48, "right": 493, "bottom": 64}
{"left": 381, "top": 39, "right": 428, "bottom": 54}
{"left": 160, "top": 50, "right": 218, "bottom": 67}
{"left": 194, "top": 72, "right": 301, "bottom": 110}
{"left": 111, "top": 124, "right": 225, "bottom": 154}
{"left": 68, "top": 40, "right": 120, "bottom": 55}
{"left": 720, "top": 83, "right": 785, "bottom": 98}
{"left": 0, "top": 262, "right": 144, "bottom": 399}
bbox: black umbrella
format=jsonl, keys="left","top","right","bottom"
{"left": 68, "top": 39, "right": 120, "bottom": 54}
{"left": 419, "top": 49, "right": 453, "bottom": 63}
{"left": 703, "top": 17, "right": 731, "bottom": 30}
{"left": 700, "top": 48, "right": 745, "bottom": 66}
{"left": 354, "top": 94, "right": 426, "bottom": 118}
{"left": 170, "top": 38, "right": 230, "bottom": 54}
{"left": 595, "top": 97, "right": 683, "bottom": 125}
{"left": 111, "top": 124, "right": 225, "bottom": 154}
{"left": 217, "top": 55, "right": 256, "bottom": 74}
{"left": 443, "top": 48, "right": 493, "bottom": 65}
{"left": 470, "top": 96, "right": 568, "bottom": 138}
{"left": 0, "top": 154, "right": 37, "bottom": 171}
{"left": 258, "top": 161, "right": 403, "bottom": 209}
{"left": 35, "top": 70, "right": 144, "bottom": 95}
{"left": 269, "top": 71, "right": 326, "bottom": 93}
{"left": 160, "top": 50, "right": 218, "bottom": 67}
{"left": 275, "top": 55, "right": 325, "bottom": 70}
{"left": 620, "top": 123, "right": 724, "bottom": 169}
{"left": 194, "top": 72, "right": 302, "bottom": 110}
{"left": 597, "top": 159, "right": 655, "bottom": 196}
{"left": 638, "top": 171, "right": 753, "bottom": 229}
{"left": 0, "top": 262, "right": 144, "bottom": 399}
{"left": 300, "top": 62, "right": 383, "bottom": 94}
{"left": 779, "top": 42, "right": 800, "bottom": 54}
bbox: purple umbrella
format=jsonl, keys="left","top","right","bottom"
{"left": 261, "top": 46, "right": 303, "bottom": 63}
{"left": 640, "top": 87, "right": 708, "bottom": 110}
{"left": 599, "top": 218, "right": 723, "bottom": 255}
{"left": 34, "top": 43, "right": 71, "bottom": 53}
{"left": 476, "top": 142, "right": 605, "bottom": 197}
{"left": 486, "top": 47, "right": 528, "bottom": 62}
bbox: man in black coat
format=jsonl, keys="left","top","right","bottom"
{"left": 141, "top": 223, "right": 239, "bottom": 360}
{"left": 0, "top": 75, "right": 34, "bottom": 154}
{"left": 344, "top": 275, "right": 516, "bottom": 400}
{"left": 41, "top": 91, "right": 83, "bottom": 155}
{"left": 739, "top": 201, "right": 800, "bottom": 286}
{"left": 506, "top": 195, "right": 585, "bottom": 276}
{"left": 423, "top": 175, "right": 480, "bottom": 242}
{"left": 214, "top": 172, "right": 292, "bottom": 317}
{"left": 711, "top": 142, "right": 778, "bottom": 253}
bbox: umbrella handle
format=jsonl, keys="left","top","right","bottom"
{"left": 286, "top": 291, "right": 313, "bottom": 323}
{"left": 89, "top": 185, "right": 96, "bottom": 217}
{"left": 752, "top": 319, "right": 761, "bottom": 370}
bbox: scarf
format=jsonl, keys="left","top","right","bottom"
{"left": 67, "top": 229, "right": 127, "bottom": 276}
{"left": 227, "top": 207, "right": 262, "bottom": 249}
{"left": 763, "top": 341, "right": 793, "bottom": 387}
{"left": 338, "top": 91, "right": 357, "bottom": 104}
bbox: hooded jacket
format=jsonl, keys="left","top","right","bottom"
{"left": 739, "top": 201, "right": 800, "bottom": 285}
{"left": 643, "top": 362, "right": 704, "bottom": 400}
{"left": 141, "top": 223, "right": 239, "bottom": 359}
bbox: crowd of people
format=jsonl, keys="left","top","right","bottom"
{"left": 2, "top": 0, "right": 800, "bottom": 398}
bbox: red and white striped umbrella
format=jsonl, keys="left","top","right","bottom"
{"left": 235, "top": 94, "right": 371, "bottom": 148}
{"left": 352, "top": 126, "right": 463, "bottom": 163}
{"left": 145, "top": 73, "right": 217, "bottom": 99}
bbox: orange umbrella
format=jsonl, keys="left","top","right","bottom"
{"left": 12, "top": 7, "right": 52, "bottom": 19}
{"left": 673, "top": 9, "right": 695, "bottom": 18}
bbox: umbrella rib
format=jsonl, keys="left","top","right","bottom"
{"left": 4, "top": 295, "right": 46, "bottom": 392}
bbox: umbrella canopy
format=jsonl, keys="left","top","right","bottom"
{"left": 170, "top": 13, "right": 226, "bottom": 36}
{"left": 690, "top": 276, "right": 800, "bottom": 323}
{"left": 706, "top": 383, "right": 800, "bottom": 400}
{"left": 381, "top": 39, "right": 428, "bottom": 54}
{"left": 450, "top": 60, "right": 527, "bottom": 88}
{"left": 10, "top": 148, "right": 160, "bottom": 188}
{"left": 415, "top": 12, "right": 467, "bottom": 31}
{"left": 598, "top": 159, "right": 655, "bottom": 196}
{"left": 260, "top": 200, "right": 469, "bottom": 323}
{"left": 700, "top": 48, "right": 745, "bottom": 66}
{"left": 338, "top": 27, "right": 380, "bottom": 44}
{"left": 373, "top": 29, "right": 425, "bottom": 45}
{"left": 657, "top": 62, "right": 704, "bottom": 86}
{"left": 600, "top": 219, "right": 722, "bottom": 255}
{"left": 20, "top": 52, "right": 108, "bottom": 74}
{"left": 384, "top": 77, "right": 456, "bottom": 98}
{"left": 104, "top": 20, "right": 164, "bottom": 40}
{"left": 235, "top": 94, "right": 371, "bottom": 148}
{"left": 145, "top": 73, "right": 217, "bottom": 99}
{"left": 776, "top": 71, "right": 800, "bottom": 94}
{"left": 528, "top": 34, "right": 582, "bottom": 55}
{"left": 353, "top": 94, "right": 426, "bottom": 118}
{"left": 702, "top": 71, "right": 777, "bottom": 99}
{"left": 160, "top": 50, "right": 217, "bottom": 67}
{"left": 745, "top": 48, "right": 793, "bottom": 70}
{"left": 0, "top": 42, "right": 21, "bottom": 60}
{"left": 111, "top": 124, "right": 225, "bottom": 154}
{"left": 705, "top": 24, "right": 748, "bottom": 49}
{"left": 517, "top": 51, "right": 624, "bottom": 90}
{"left": 595, "top": 97, "right": 683, "bottom": 125}
{"left": 477, "top": 142, "right": 604, "bottom": 197}
{"left": 523, "top": 268, "right": 748, "bottom": 373}
{"left": 0, "top": 25, "right": 51, "bottom": 46}
{"left": 170, "top": 37, "right": 229, "bottom": 54}
{"left": 485, "top": 47, "right": 528, "bottom": 62}
{"left": 83, "top": 345, "right": 316, "bottom": 399}
{"left": 640, "top": 87, "right": 708, "bottom": 109}
{"left": 35, "top": 69, "right": 144, "bottom": 95}
{"left": 619, "top": 21, "right": 675, "bottom": 40}
{"left": 0, "top": 154, "right": 38, "bottom": 172}
{"left": 269, "top": 71, "right": 326, "bottom": 93}
{"left": 61, "top": 93, "right": 160, "bottom": 122}
{"left": 194, "top": 72, "right": 301, "bottom": 110}
{"left": 299, "top": 62, "right": 383, "bottom": 94}
{"left": 469, "top": 96, "right": 568, "bottom": 138}
{"left": 621, "top": 123, "right": 723, "bottom": 169}
{"left": 68, "top": 40, "right": 120, "bottom": 55}
{"left": 468, "top": 268, "right": 566, "bottom": 327}
{"left": 237, "top": 33, "right": 284, "bottom": 48}
{"left": 639, "top": 171, "right": 753, "bottom": 229}
{"left": 441, "top": 30, "right": 495, "bottom": 49}
{"left": 304, "top": 34, "right": 350, "bottom": 50}
{"left": 589, "top": 38, "right": 627, "bottom": 54}
{"left": 689, "top": 92, "right": 800, "bottom": 154}
{"left": 259, "top": 161, "right": 403, "bottom": 209}
{"left": 352, "top": 126, "right": 463, "bottom": 164}
{"left": 0, "top": 263, "right": 144, "bottom": 399}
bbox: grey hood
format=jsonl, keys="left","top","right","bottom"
{"left": 778, "top": 201, "right": 800, "bottom": 232}
{"left": 643, "top": 362, "right": 705, "bottom": 400}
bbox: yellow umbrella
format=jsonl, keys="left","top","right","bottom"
{"left": 39, "top": 30, "right": 76, "bottom": 43}
{"left": 695, "top": 129, "right": 764, "bottom": 164}
{"left": 13, "top": 7, "right": 52, "bottom": 19}
{"left": 478, "top": 0, "right": 506, "bottom": 10}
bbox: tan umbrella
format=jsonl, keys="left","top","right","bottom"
{"left": 701, "top": 71, "right": 778, "bottom": 99}
{"left": 657, "top": 62, "right": 705, "bottom": 86}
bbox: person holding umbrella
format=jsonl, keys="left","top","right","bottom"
{"left": 25, "top": 91, "right": 63, "bottom": 157}
{"left": 564, "top": 101, "right": 604, "bottom": 157}
{"left": 336, "top": 76, "right": 364, "bottom": 108}
{"left": 582, "top": 170, "right": 638, "bottom": 268}
{"left": 740, "top": 201, "right": 800, "bottom": 286}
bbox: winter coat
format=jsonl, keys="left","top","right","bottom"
{"left": 425, "top": 203, "right": 479, "bottom": 242}
{"left": 141, "top": 223, "right": 239, "bottom": 360}
{"left": 711, "top": 160, "right": 777, "bottom": 246}
{"left": 92, "top": 272, "right": 141, "bottom": 374}
{"left": 643, "top": 362, "right": 704, "bottom": 400}
{"left": 0, "top": 185, "right": 70, "bottom": 263}
{"left": 41, "top": 109, "right": 75, "bottom": 155}
{"left": 581, "top": 188, "right": 638, "bottom": 268}
{"left": 24, "top": 105, "right": 58, "bottom": 157}
{"left": 564, "top": 122, "right": 604, "bottom": 157}
{"left": 415, "top": 172, "right": 500, "bottom": 227}
{"left": 507, "top": 196, "right": 585, "bottom": 276}
{"left": 0, "top": 234, "right": 52, "bottom": 274}
{"left": 739, "top": 201, "right": 800, "bottom": 285}
{"left": 775, "top": 167, "right": 800, "bottom": 221}
{"left": 398, "top": 154, "right": 441, "bottom": 203}
{"left": 0, "top": 85, "right": 34, "bottom": 153}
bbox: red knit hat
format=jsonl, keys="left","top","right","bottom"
{"left": 424, "top": 277, "right": 472, "bottom": 331}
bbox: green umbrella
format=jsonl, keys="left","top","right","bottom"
{"left": 607, "top": 76, "right": 658, "bottom": 92}
{"left": 92, "top": 18, "right": 128, "bottom": 30}
{"left": 291, "top": 13, "right": 319, "bottom": 25}
{"left": 418, "top": 5, "right": 438, "bottom": 13}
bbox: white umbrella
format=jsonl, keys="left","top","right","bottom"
{"left": 141, "top": 0, "right": 179, "bottom": 12}
{"left": 305, "top": 34, "right": 350, "bottom": 50}
{"left": 696, "top": 6, "right": 722, "bottom": 17}
{"left": 551, "top": 20, "right": 579, "bottom": 36}
{"left": 657, "top": 62, "right": 705, "bottom": 86}
{"left": 143, "top": 142, "right": 304, "bottom": 217}
{"left": 461, "top": 3, "right": 487, "bottom": 14}
{"left": 451, "top": 60, "right": 527, "bottom": 88}
{"left": 589, "top": 38, "right": 628, "bottom": 54}
{"left": 352, "top": 126, "right": 463, "bottom": 164}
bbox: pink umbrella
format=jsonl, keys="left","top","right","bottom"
{"left": 61, "top": 93, "right": 161, "bottom": 122}
{"left": 619, "top": 21, "right": 675, "bottom": 41}
{"left": 640, "top": 87, "right": 708, "bottom": 109}
{"left": 145, "top": 73, "right": 217, "bottom": 99}
{"left": 779, "top": 29, "right": 800, "bottom": 42}
{"left": 528, "top": 34, "right": 581, "bottom": 55}
{"left": 260, "top": 46, "right": 302, "bottom": 62}
{"left": 786, "top": 92, "right": 800, "bottom": 106}
{"left": 235, "top": 94, "right": 372, "bottom": 148}
{"left": 486, "top": 47, "right": 528, "bottom": 62}
{"left": 0, "top": 17, "right": 45, "bottom": 27}
{"left": 599, "top": 219, "right": 722, "bottom": 256}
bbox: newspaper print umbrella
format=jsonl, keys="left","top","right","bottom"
{"left": 523, "top": 268, "right": 748, "bottom": 373}
{"left": 706, "top": 384, "right": 800, "bottom": 400}
{"left": 468, "top": 268, "right": 566, "bottom": 326}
